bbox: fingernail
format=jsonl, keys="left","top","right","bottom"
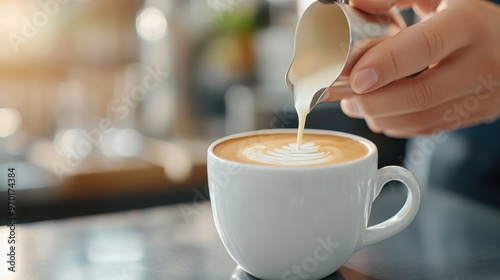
{"left": 366, "top": 118, "right": 382, "bottom": 133}
{"left": 352, "top": 68, "right": 378, "bottom": 93}
{"left": 341, "top": 99, "right": 362, "bottom": 117}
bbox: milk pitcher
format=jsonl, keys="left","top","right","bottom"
{"left": 286, "top": 0, "right": 406, "bottom": 110}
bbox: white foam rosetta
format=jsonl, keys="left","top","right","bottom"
{"left": 242, "top": 142, "right": 341, "bottom": 166}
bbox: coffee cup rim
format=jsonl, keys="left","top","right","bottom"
{"left": 208, "top": 129, "right": 377, "bottom": 170}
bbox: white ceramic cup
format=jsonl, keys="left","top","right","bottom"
{"left": 208, "top": 129, "right": 420, "bottom": 280}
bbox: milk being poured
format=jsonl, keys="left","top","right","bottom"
{"left": 293, "top": 64, "right": 344, "bottom": 149}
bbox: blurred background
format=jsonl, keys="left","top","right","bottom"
{"left": 0, "top": 0, "right": 411, "bottom": 223}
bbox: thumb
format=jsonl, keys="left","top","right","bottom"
{"left": 349, "top": 0, "right": 413, "bottom": 13}
{"left": 413, "top": 0, "right": 442, "bottom": 17}
{"left": 350, "top": 0, "right": 441, "bottom": 15}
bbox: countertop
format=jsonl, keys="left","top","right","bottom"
{"left": 1, "top": 186, "right": 499, "bottom": 280}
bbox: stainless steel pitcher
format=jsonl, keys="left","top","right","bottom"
{"left": 286, "top": 0, "right": 406, "bottom": 110}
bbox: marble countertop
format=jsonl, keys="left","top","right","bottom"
{"left": 1, "top": 186, "right": 499, "bottom": 280}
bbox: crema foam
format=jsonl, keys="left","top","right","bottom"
{"left": 243, "top": 142, "right": 341, "bottom": 166}
{"left": 214, "top": 133, "right": 369, "bottom": 167}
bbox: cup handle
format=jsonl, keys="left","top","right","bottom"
{"left": 356, "top": 166, "right": 421, "bottom": 252}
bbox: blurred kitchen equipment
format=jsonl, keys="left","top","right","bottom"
{"left": 138, "top": 0, "right": 299, "bottom": 138}
{"left": 286, "top": 0, "right": 405, "bottom": 111}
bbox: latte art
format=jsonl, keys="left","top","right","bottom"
{"left": 214, "top": 133, "right": 369, "bottom": 167}
{"left": 242, "top": 142, "right": 341, "bottom": 166}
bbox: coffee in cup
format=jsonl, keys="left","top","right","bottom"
{"left": 213, "top": 133, "right": 369, "bottom": 167}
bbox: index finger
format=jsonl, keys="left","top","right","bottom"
{"left": 350, "top": 6, "right": 479, "bottom": 93}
